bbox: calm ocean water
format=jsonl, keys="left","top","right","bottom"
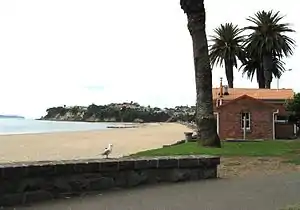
{"left": 0, "top": 118, "right": 119, "bottom": 135}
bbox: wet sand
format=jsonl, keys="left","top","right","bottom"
{"left": 0, "top": 123, "right": 193, "bottom": 163}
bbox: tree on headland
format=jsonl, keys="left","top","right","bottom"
{"left": 180, "top": 0, "right": 221, "bottom": 147}
{"left": 209, "top": 23, "right": 245, "bottom": 88}
{"left": 243, "top": 10, "right": 295, "bottom": 88}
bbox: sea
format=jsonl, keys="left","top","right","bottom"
{"left": 0, "top": 118, "right": 122, "bottom": 135}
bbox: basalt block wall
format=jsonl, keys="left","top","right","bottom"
{"left": 0, "top": 155, "right": 220, "bottom": 207}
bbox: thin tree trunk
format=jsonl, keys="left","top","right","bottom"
{"left": 256, "top": 67, "right": 265, "bottom": 88}
{"left": 263, "top": 54, "right": 273, "bottom": 89}
{"left": 181, "top": 0, "right": 221, "bottom": 147}
{"left": 225, "top": 60, "right": 234, "bottom": 88}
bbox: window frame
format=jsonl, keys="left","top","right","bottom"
{"left": 241, "top": 112, "right": 251, "bottom": 130}
{"left": 275, "top": 115, "right": 288, "bottom": 123}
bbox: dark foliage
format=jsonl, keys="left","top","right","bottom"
{"left": 285, "top": 93, "right": 300, "bottom": 136}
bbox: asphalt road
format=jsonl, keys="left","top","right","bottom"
{"left": 6, "top": 172, "right": 300, "bottom": 210}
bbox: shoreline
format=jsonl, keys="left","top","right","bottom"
{"left": 0, "top": 122, "right": 166, "bottom": 137}
{"left": 0, "top": 120, "right": 144, "bottom": 136}
{"left": 0, "top": 123, "right": 193, "bottom": 164}
{"left": 0, "top": 124, "right": 143, "bottom": 137}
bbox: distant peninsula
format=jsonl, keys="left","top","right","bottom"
{"left": 40, "top": 102, "right": 195, "bottom": 123}
{"left": 0, "top": 115, "right": 25, "bottom": 119}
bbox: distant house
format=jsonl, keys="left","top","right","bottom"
{"left": 213, "top": 81, "right": 295, "bottom": 140}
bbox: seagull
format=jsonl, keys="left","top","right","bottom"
{"left": 101, "top": 144, "right": 113, "bottom": 159}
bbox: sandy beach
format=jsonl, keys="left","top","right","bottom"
{"left": 0, "top": 123, "right": 193, "bottom": 163}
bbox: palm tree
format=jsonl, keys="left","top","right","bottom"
{"left": 244, "top": 10, "right": 295, "bottom": 88}
{"left": 180, "top": 0, "right": 221, "bottom": 147}
{"left": 239, "top": 51, "right": 265, "bottom": 88}
{"left": 209, "top": 23, "right": 245, "bottom": 88}
{"left": 240, "top": 51, "right": 286, "bottom": 88}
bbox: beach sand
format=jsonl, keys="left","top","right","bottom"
{"left": 0, "top": 123, "right": 193, "bottom": 163}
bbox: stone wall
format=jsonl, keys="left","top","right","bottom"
{"left": 0, "top": 155, "right": 220, "bottom": 207}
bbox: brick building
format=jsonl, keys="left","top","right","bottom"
{"left": 213, "top": 81, "right": 295, "bottom": 140}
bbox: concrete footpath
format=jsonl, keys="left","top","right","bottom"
{"left": 5, "top": 172, "right": 300, "bottom": 210}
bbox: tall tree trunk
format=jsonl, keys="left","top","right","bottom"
{"left": 256, "top": 67, "right": 265, "bottom": 88}
{"left": 180, "top": 0, "right": 221, "bottom": 147}
{"left": 263, "top": 54, "right": 273, "bottom": 89}
{"left": 225, "top": 60, "right": 234, "bottom": 88}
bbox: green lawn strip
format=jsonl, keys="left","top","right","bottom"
{"left": 290, "top": 157, "right": 300, "bottom": 165}
{"left": 283, "top": 154, "right": 300, "bottom": 165}
{"left": 132, "top": 141, "right": 300, "bottom": 164}
{"left": 280, "top": 203, "right": 300, "bottom": 210}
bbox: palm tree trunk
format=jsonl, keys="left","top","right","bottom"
{"left": 181, "top": 0, "right": 221, "bottom": 147}
{"left": 225, "top": 60, "right": 234, "bottom": 88}
{"left": 263, "top": 54, "right": 273, "bottom": 89}
{"left": 256, "top": 67, "right": 265, "bottom": 88}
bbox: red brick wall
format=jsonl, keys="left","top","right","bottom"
{"left": 267, "top": 103, "right": 288, "bottom": 115}
{"left": 218, "top": 98, "right": 274, "bottom": 140}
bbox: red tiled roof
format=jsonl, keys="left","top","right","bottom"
{"left": 212, "top": 88, "right": 294, "bottom": 100}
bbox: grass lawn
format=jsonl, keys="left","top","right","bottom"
{"left": 133, "top": 140, "right": 300, "bottom": 164}
{"left": 281, "top": 204, "right": 300, "bottom": 210}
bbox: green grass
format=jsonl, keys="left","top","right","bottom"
{"left": 133, "top": 141, "right": 300, "bottom": 163}
{"left": 280, "top": 204, "right": 300, "bottom": 210}
{"left": 289, "top": 157, "right": 300, "bottom": 165}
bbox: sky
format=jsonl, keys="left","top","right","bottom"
{"left": 0, "top": 0, "right": 298, "bottom": 118}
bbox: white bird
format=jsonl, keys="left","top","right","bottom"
{"left": 101, "top": 144, "right": 113, "bottom": 159}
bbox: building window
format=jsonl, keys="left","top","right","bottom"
{"left": 241, "top": 112, "right": 251, "bottom": 130}
{"left": 275, "top": 115, "right": 288, "bottom": 123}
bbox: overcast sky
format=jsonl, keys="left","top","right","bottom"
{"left": 0, "top": 0, "right": 298, "bottom": 118}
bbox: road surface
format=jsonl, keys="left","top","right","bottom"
{"left": 6, "top": 172, "right": 300, "bottom": 210}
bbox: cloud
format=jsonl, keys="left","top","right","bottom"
{"left": 0, "top": 0, "right": 16, "bottom": 17}
{"left": 0, "top": 0, "right": 298, "bottom": 118}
